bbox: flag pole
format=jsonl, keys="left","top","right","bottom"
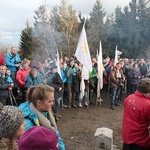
{"left": 83, "top": 18, "right": 87, "bottom": 27}
{"left": 73, "top": 18, "right": 87, "bottom": 62}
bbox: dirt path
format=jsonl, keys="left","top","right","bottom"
{"left": 58, "top": 93, "right": 125, "bottom": 150}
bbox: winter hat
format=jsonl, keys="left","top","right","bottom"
{"left": 0, "top": 103, "right": 24, "bottom": 138}
{"left": 18, "top": 126, "right": 59, "bottom": 150}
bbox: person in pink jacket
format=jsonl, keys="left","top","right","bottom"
{"left": 0, "top": 53, "right": 5, "bottom": 65}
{"left": 16, "top": 60, "right": 30, "bottom": 101}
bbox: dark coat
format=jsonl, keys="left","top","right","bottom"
{"left": 46, "top": 72, "right": 63, "bottom": 99}
{"left": 128, "top": 68, "right": 141, "bottom": 84}
{"left": 139, "top": 63, "right": 148, "bottom": 77}
{"left": 72, "top": 69, "right": 81, "bottom": 93}
{"left": 0, "top": 74, "right": 13, "bottom": 99}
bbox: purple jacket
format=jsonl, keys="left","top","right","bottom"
{"left": 128, "top": 68, "right": 141, "bottom": 84}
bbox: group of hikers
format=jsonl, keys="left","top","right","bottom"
{"left": 0, "top": 46, "right": 150, "bottom": 149}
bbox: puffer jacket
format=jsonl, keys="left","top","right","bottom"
{"left": 16, "top": 67, "right": 30, "bottom": 88}
{"left": 0, "top": 74, "right": 13, "bottom": 99}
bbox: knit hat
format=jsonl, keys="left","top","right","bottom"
{"left": 0, "top": 103, "right": 24, "bottom": 138}
{"left": 18, "top": 126, "right": 59, "bottom": 150}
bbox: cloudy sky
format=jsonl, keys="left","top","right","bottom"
{"left": 0, "top": 0, "right": 131, "bottom": 45}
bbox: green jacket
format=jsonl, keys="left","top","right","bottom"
{"left": 89, "top": 67, "right": 97, "bottom": 83}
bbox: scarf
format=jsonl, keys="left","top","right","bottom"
{"left": 132, "top": 67, "right": 139, "bottom": 72}
{"left": 30, "top": 103, "right": 57, "bottom": 132}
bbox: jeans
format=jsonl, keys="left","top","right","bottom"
{"left": 67, "top": 83, "right": 72, "bottom": 105}
{"left": 89, "top": 90, "right": 93, "bottom": 102}
{"left": 111, "top": 86, "right": 121, "bottom": 107}
{"left": 79, "top": 90, "right": 89, "bottom": 104}
{"left": 55, "top": 97, "right": 61, "bottom": 115}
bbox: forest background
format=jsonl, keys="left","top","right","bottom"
{"left": 1, "top": 0, "right": 150, "bottom": 63}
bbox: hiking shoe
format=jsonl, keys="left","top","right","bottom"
{"left": 72, "top": 104, "right": 77, "bottom": 108}
{"left": 115, "top": 103, "right": 120, "bottom": 106}
{"left": 56, "top": 117, "right": 59, "bottom": 121}
{"left": 111, "top": 106, "right": 115, "bottom": 110}
{"left": 84, "top": 102, "right": 89, "bottom": 108}
{"left": 79, "top": 103, "right": 82, "bottom": 108}
{"left": 63, "top": 104, "right": 68, "bottom": 108}
{"left": 68, "top": 105, "right": 71, "bottom": 109}
{"left": 57, "top": 115, "right": 61, "bottom": 118}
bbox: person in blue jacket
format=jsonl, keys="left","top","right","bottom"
{"left": 19, "top": 84, "right": 65, "bottom": 150}
{"left": 5, "top": 47, "right": 21, "bottom": 97}
{"left": 25, "top": 68, "right": 43, "bottom": 89}
{"left": 5, "top": 47, "right": 21, "bottom": 79}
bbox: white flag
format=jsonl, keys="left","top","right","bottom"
{"left": 80, "top": 66, "right": 89, "bottom": 99}
{"left": 97, "top": 41, "right": 104, "bottom": 90}
{"left": 75, "top": 26, "right": 92, "bottom": 72}
{"left": 56, "top": 49, "right": 62, "bottom": 79}
{"left": 114, "top": 45, "right": 118, "bottom": 66}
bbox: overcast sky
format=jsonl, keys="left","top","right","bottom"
{"left": 0, "top": 0, "right": 131, "bottom": 45}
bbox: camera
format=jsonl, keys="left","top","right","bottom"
{"left": 14, "top": 61, "right": 22, "bottom": 64}
{"left": 14, "top": 61, "right": 22, "bottom": 70}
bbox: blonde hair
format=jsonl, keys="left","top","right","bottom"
{"left": 26, "top": 85, "right": 55, "bottom": 106}
{"left": 29, "top": 68, "right": 37, "bottom": 75}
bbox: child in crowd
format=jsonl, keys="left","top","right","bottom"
{"left": 6, "top": 69, "right": 11, "bottom": 76}
{"left": 0, "top": 103, "right": 25, "bottom": 150}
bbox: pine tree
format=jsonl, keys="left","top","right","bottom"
{"left": 57, "top": 0, "right": 79, "bottom": 57}
{"left": 19, "top": 20, "right": 35, "bottom": 60}
{"left": 88, "top": 0, "right": 107, "bottom": 56}
{"left": 110, "top": 0, "right": 150, "bottom": 58}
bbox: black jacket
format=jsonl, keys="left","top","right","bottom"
{"left": 139, "top": 63, "right": 148, "bottom": 77}
{"left": 46, "top": 72, "right": 63, "bottom": 99}
{"left": 0, "top": 75, "right": 12, "bottom": 99}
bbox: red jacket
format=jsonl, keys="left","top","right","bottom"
{"left": 122, "top": 91, "right": 150, "bottom": 148}
{"left": 0, "top": 53, "right": 5, "bottom": 65}
{"left": 16, "top": 67, "right": 30, "bottom": 88}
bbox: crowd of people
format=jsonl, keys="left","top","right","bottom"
{"left": 0, "top": 46, "right": 150, "bottom": 149}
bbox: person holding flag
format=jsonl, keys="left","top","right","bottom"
{"left": 96, "top": 41, "right": 104, "bottom": 105}
{"left": 79, "top": 65, "right": 90, "bottom": 108}
{"left": 75, "top": 21, "right": 92, "bottom": 108}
